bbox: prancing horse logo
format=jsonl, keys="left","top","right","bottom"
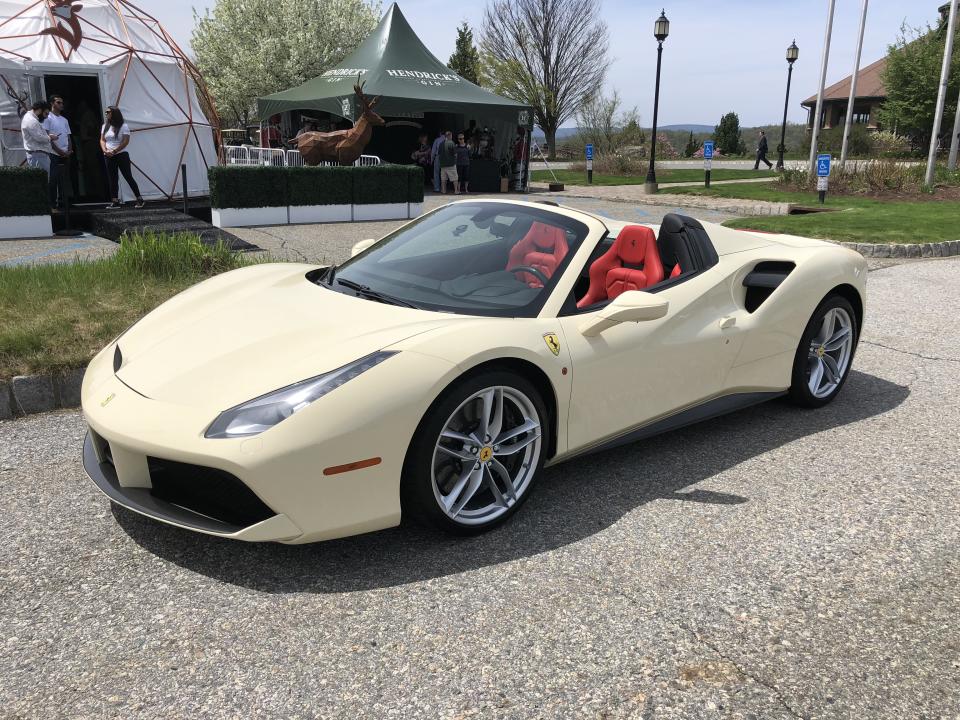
{"left": 41, "top": 0, "right": 84, "bottom": 52}
{"left": 543, "top": 333, "right": 561, "bottom": 356}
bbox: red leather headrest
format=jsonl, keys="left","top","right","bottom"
{"left": 616, "top": 225, "right": 657, "bottom": 265}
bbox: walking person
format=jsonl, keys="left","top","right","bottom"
{"left": 455, "top": 131, "right": 470, "bottom": 194}
{"left": 439, "top": 130, "right": 458, "bottom": 195}
{"left": 21, "top": 100, "right": 58, "bottom": 180}
{"left": 430, "top": 129, "right": 444, "bottom": 192}
{"left": 100, "top": 106, "right": 144, "bottom": 209}
{"left": 44, "top": 95, "right": 73, "bottom": 209}
{"left": 754, "top": 130, "right": 772, "bottom": 170}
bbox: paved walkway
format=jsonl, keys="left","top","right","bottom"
{"left": 529, "top": 182, "right": 790, "bottom": 217}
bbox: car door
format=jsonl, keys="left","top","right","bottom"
{"left": 557, "top": 267, "right": 747, "bottom": 455}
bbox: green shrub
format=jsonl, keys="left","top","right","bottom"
{"left": 353, "top": 164, "right": 410, "bottom": 205}
{"left": 816, "top": 125, "right": 873, "bottom": 156}
{"left": 407, "top": 165, "right": 425, "bottom": 203}
{"left": 0, "top": 167, "right": 49, "bottom": 216}
{"left": 208, "top": 165, "right": 288, "bottom": 208}
{"left": 287, "top": 166, "right": 353, "bottom": 206}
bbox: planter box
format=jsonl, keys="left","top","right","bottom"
{"left": 289, "top": 204, "right": 352, "bottom": 224}
{"left": 0, "top": 215, "right": 53, "bottom": 239}
{"left": 408, "top": 202, "right": 424, "bottom": 219}
{"left": 353, "top": 203, "right": 409, "bottom": 221}
{"left": 212, "top": 206, "right": 288, "bottom": 228}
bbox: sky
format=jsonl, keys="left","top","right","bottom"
{"left": 159, "top": 0, "right": 944, "bottom": 127}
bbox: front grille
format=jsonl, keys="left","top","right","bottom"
{"left": 147, "top": 457, "right": 275, "bottom": 528}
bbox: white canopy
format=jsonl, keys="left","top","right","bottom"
{"left": 0, "top": 0, "right": 217, "bottom": 198}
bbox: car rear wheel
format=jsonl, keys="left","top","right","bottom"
{"left": 403, "top": 371, "right": 547, "bottom": 534}
{"left": 788, "top": 294, "right": 858, "bottom": 407}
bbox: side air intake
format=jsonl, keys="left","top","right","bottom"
{"left": 743, "top": 261, "right": 795, "bottom": 313}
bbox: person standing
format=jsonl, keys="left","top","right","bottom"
{"left": 439, "top": 130, "right": 458, "bottom": 194}
{"left": 455, "top": 132, "right": 471, "bottom": 194}
{"left": 754, "top": 130, "right": 772, "bottom": 169}
{"left": 100, "top": 106, "right": 144, "bottom": 209}
{"left": 430, "top": 129, "right": 445, "bottom": 192}
{"left": 44, "top": 95, "right": 73, "bottom": 208}
{"left": 21, "top": 100, "right": 58, "bottom": 180}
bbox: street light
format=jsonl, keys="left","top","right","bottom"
{"left": 644, "top": 9, "right": 670, "bottom": 194}
{"left": 777, "top": 40, "right": 799, "bottom": 171}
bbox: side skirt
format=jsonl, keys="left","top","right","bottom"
{"left": 557, "top": 391, "right": 786, "bottom": 463}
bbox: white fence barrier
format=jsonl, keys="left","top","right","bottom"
{"left": 223, "top": 145, "right": 380, "bottom": 168}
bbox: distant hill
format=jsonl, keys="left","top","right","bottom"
{"left": 532, "top": 128, "right": 579, "bottom": 141}
{"left": 660, "top": 124, "right": 714, "bottom": 133}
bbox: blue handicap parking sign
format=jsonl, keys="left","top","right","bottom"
{"left": 817, "top": 153, "right": 832, "bottom": 177}
{"left": 585, "top": 144, "right": 593, "bottom": 160}
{"left": 703, "top": 141, "right": 714, "bottom": 159}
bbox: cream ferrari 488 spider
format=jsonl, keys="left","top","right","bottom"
{"left": 82, "top": 200, "right": 866, "bottom": 543}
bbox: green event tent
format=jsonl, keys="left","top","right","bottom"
{"left": 256, "top": 3, "right": 533, "bottom": 161}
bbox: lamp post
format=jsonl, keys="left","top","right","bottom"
{"left": 776, "top": 41, "right": 799, "bottom": 171}
{"left": 644, "top": 9, "right": 669, "bottom": 194}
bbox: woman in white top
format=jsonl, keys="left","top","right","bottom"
{"left": 100, "top": 106, "right": 144, "bottom": 209}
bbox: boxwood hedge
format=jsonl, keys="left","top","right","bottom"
{"left": 208, "top": 165, "right": 288, "bottom": 209}
{"left": 287, "top": 166, "right": 353, "bottom": 206}
{"left": 0, "top": 167, "right": 50, "bottom": 217}
{"left": 208, "top": 164, "right": 423, "bottom": 208}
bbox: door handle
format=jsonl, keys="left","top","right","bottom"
{"left": 719, "top": 316, "right": 736, "bottom": 329}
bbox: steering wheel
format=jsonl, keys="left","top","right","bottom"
{"left": 509, "top": 265, "right": 550, "bottom": 286}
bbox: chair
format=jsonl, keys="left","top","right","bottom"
{"left": 576, "top": 225, "right": 664, "bottom": 308}
{"left": 506, "top": 221, "right": 569, "bottom": 287}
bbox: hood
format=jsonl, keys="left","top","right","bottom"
{"left": 115, "top": 264, "right": 469, "bottom": 409}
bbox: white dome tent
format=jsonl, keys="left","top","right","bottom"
{"left": 0, "top": 0, "right": 218, "bottom": 201}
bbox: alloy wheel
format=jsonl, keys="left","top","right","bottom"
{"left": 806, "top": 307, "right": 854, "bottom": 399}
{"left": 431, "top": 386, "right": 542, "bottom": 525}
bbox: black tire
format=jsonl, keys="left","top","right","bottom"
{"left": 788, "top": 293, "right": 859, "bottom": 408}
{"left": 401, "top": 370, "right": 549, "bottom": 534}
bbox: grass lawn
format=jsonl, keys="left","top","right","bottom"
{"left": 663, "top": 184, "right": 960, "bottom": 244}
{"left": 531, "top": 168, "right": 778, "bottom": 186}
{"left": 0, "top": 232, "right": 249, "bottom": 380}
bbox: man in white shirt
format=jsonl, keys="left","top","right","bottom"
{"left": 21, "top": 100, "right": 58, "bottom": 178}
{"left": 43, "top": 95, "right": 73, "bottom": 208}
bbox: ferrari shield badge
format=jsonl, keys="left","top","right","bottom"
{"left": 543, "top": 332, "right": 561, "bottom": 356}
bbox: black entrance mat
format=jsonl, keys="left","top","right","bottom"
{"left": 83, "top": 207, "right": 258, "bottom": 252}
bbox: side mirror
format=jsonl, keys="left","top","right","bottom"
{"left": 579, "top": 291, "right": 669, "bottom": 337}
{"left": 351, "top": 238, "right": 377, "bottom": 257}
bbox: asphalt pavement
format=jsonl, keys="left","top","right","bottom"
{"left": 1, "top": 257, "right": 958, "bottom": 718}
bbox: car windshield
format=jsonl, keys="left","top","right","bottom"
{"left": 327, "top": 202, "right": 591, "bottom": 317}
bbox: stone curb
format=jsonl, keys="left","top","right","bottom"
{"left": 0, "top": 368, "right": 85, "bottom": 421}
{"left": 838, "top": 239, "right": 960, "bottom": 258}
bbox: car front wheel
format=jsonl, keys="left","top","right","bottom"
{"left": 403, "top": 371, "right": 547, "bottom": 534}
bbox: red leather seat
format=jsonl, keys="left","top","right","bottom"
{"left": 506, "top": 221, "right": 569, "bottom": 287}
{"left": 577, "top": 225, "right": 665, "bottom": 308}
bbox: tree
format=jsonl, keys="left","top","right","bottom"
{"left": 481, "top": 0, "right": 610, "bottom": 158}
{"left": 683, "top": 131, "right": 701, "bottom": 157}
{"left": 192, "top": 0, "right": 381, "bottom": 127}
{"left": 575, "top": 90, "right": 620, "bottom": 154}
{"left": 878, "top": 20, "right": 959, "bottom": 146}
{"left": 448, "top": 22, "right": 482, "bottom": 85}
{"left": 714, "top": 112, "right": 744, "bottom": 156}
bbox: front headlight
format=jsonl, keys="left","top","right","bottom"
{"left": 204, "top": 351, "right": 397, "bottom": 439}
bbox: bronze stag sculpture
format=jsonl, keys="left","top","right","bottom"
{"left": 297, "top": 82, "right": 384, "bottom": 166}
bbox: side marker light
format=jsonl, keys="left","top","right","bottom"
{"left": 323, "top": 457, "right": 382, "bottom": 476}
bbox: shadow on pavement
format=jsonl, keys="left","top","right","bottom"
{"left": 115, "top": 370, "right": 908, "bottom": 593}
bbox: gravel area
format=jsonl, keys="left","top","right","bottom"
{"left": 1, "top": 257, "right": 958, "bottom": 718}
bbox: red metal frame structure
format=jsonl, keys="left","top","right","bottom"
{"left": 0, "top": 0, "right": 222, "bottom": 198}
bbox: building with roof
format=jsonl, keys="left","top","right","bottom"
{"left": 801, "top": 3, "right": 955, "bottom": 133}
{"left": 801, "top": 57, "right": 887, "bottom": 132}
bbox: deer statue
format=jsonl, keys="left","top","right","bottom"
{"left": 297, "top": 80, "right": 384, "bottom": 166}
